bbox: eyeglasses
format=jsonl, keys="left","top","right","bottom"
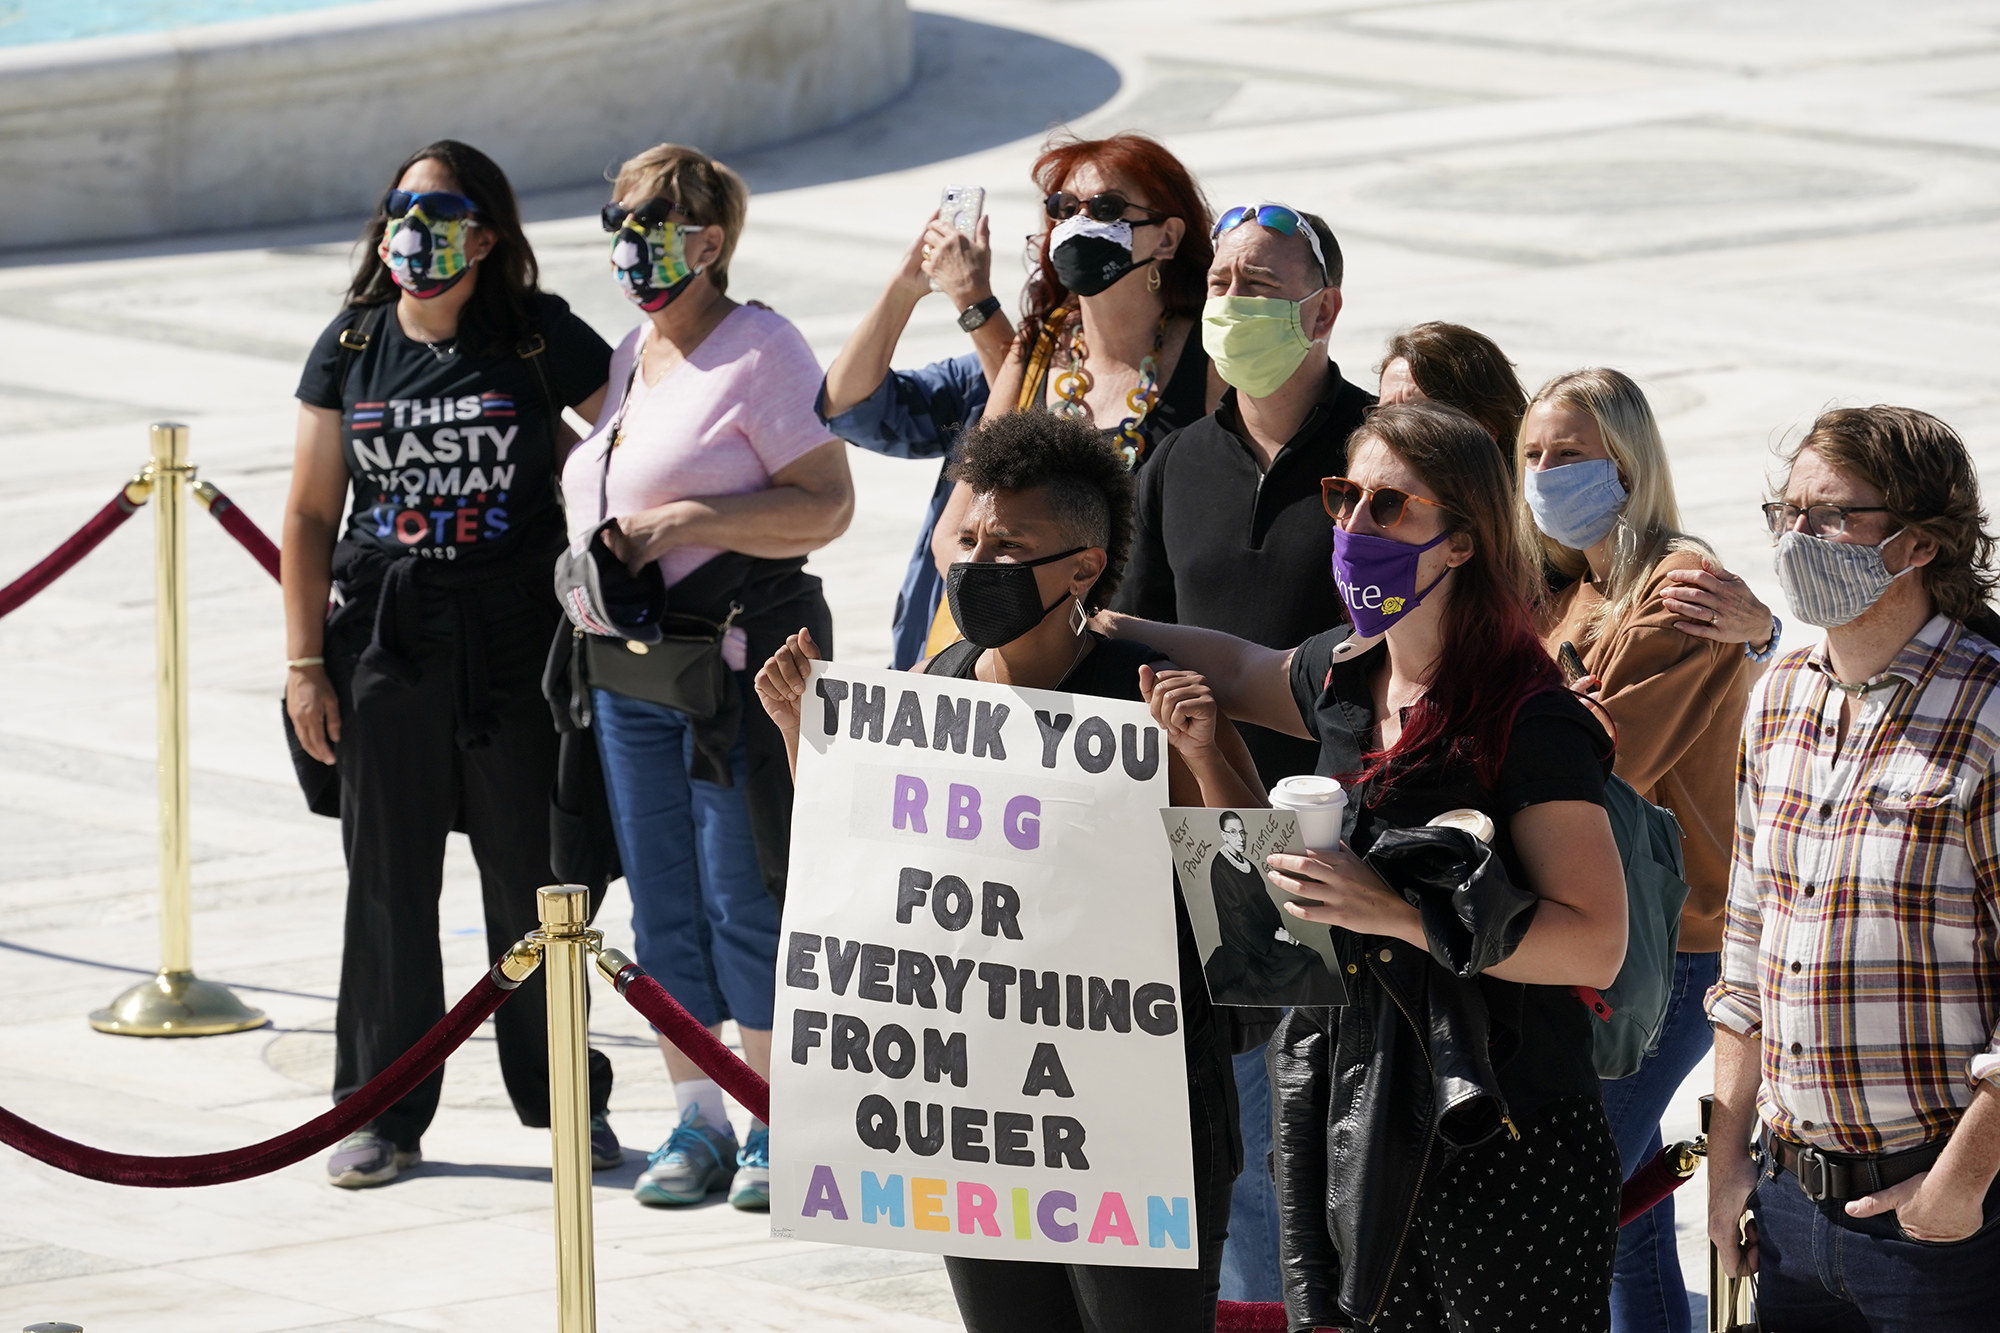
{"left": 384, "top": 190, "right": 479, "bottom": 222}
{"left": 601, "top": 197, "right": 688, "bottom": 233}
{"left": 1044, "top": 191, "right": 1167, "bottom": 226}
{"left": 1213, "top": 203, "right": 1330, "bottom": 285}
{"left": 1762, "top": 501, "right": 1893, "bottom": 539}
{"left": 1322, "top": 476, "right": 1451, "bottom": 530}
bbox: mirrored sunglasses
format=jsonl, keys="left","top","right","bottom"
{"left": 1214, "top": 203, "right": 1329, "bottom": 283}
{"left": 384, "top": 190, "right": 479, "bottom": 222}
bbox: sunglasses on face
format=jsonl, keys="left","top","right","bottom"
{"left": 383, "top": 190, "right": 479, "bottom": 222}
{"left": 1044, "top": 191, "right": 1167, "bottom": 226}
{"left": 1761, "top": 501, "right": 1892, "bottom": 539}
{"left": 600, "top": 197, "right": 687, "bottom": 233}
{"left": 1321, "top": 476, "right": 1451, "bottom": 530}
{"left": 1214, "top": 203, "right": 1330, "bottom": 285}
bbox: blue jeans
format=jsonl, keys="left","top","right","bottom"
{"left": 1598, "top": 950, "right": 1719, "bottom": 1333}
{"left": 592, "top": 689, "right": 780, "bottom": 1031}
{"left": 1751, "top": 1144, "right": 2000, "bottom": 1332}
{"left": 1220, "top": 1046, "right": 1283, "bottom": 1301}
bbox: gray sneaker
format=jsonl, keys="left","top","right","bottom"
{"left": 327, "top": 1130, "right": 419, "bottom": 1189}
{"left": 633, "top": 1104, "right": 737, "bottom": 1206}
{"left": 590, "top": 1113, "right": 623, "bottom": 1171}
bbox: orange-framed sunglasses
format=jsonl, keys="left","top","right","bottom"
{"left": 1321, "top": 476, "right": 1451, "bottom": 530}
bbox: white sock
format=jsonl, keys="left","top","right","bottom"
{"left": 674, "top": 1078, "right": 729, "bottom": 1134}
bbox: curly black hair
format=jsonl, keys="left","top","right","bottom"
{"left": 948, "top": 411, "right": 1135, "bottom": 612}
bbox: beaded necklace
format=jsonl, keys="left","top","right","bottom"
{"left": 1050, "top": 310, "right": 1170, "bottom": 469}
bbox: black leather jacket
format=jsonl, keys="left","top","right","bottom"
{"left": 1271, "top": 827, "right": 1539, "bottom": 1330}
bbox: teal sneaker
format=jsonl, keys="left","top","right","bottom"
{"left": 728, "top": 1124, "right": 770, "bottom": 1212}
{"left": 633, "top": 1105, "right": 736, "bottom": 1207}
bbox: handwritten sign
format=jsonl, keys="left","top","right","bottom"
{"left": 769, "top": 662, "right": 1197, "bottom": 1268}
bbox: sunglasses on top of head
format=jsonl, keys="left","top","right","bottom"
{"left": 1044, "top": 191, "right": 1168, "bottom": 226}
{"left": 600, "top": 197, "right": 689, "bottom": 233}
{"left": 383, "top": 190, "right": 480, "bottom": 222}
{"left": 1321, "top": 476, "right": 1451, "bottom": 530}
{"left": 1213, "top": 203, "right": 1330, "bottom": 285}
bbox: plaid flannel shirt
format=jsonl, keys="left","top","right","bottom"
{"left": 1705, "top": 614, "right": 2000, "bottom": 1154}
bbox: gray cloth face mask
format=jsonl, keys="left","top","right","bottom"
{"left": 1773, "top": 528, "right": 1908, "bottom": 628}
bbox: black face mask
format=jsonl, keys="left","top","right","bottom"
{"left": 945, "top": 548, "right": 1084, "bottom": 650}
{"left": 1048, "top": 216, "right": 1149, "bottom": 297}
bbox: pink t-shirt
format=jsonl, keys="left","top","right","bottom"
{"left": 562, "top": 303, "right": 831, "bottom": 589}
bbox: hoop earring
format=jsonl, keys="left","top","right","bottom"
{"left": 1070, "top": 596, "right": 1087, "bottom": 635}
{"left": 1147, "top": 264, "right": 1161, "bottom": 292}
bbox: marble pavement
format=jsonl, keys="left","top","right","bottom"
{"left": 1, "top": 0, "right": 1997, "bottom": 1327}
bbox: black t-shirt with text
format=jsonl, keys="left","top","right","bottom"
{"left": 296, "top": 293, "right": 611, "bottom": 566}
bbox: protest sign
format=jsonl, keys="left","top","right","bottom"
{"left": 1163, "top": 808, "right": 1348, "bottom": 1007}
{"left": 770, "top": 661, "right": 1197, "bottom": 1268}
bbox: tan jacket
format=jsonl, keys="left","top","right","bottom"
{"left": 1542, "top": 551, "right": 1750, "bottom": 952}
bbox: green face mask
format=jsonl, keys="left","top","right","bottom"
{"left": 1201, "top": 294, "right": 1321, "bottom": 397}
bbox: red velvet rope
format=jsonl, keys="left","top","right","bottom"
{"left": 0, "top": 489, "right": 144, "bottom": 619}
{"left": 1217, "top": 1300, "right": 1288, "bottom": 1331}
{"left": 200, "top": 486, "right": 282, "bottom": 583}
{"left": 1617, "top": 1142, "right": 1695, "bottom": 1225}
{"left": 0, "top": 970, "right": 513, "bottom": 1187}
{"left": 612, "top": 967, "right": 770, "bottom": 1125}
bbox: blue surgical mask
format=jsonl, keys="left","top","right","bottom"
{"left": 1523, "top": 458, "right": 1627, "bottom": 550}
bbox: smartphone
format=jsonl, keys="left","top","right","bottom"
{"left": 938, "top": 185, "right": 985, "bottom": 236}
{"left": 1556, "top": 640, "right": 1587, "bottom": 685}
{"left": 931, "top": 186, "right": 985, "bottom": 291}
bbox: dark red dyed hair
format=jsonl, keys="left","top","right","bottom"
{"left": 1018, "top": 132, "right": 1214, "bottom": 343}
{"left": 1346, "top": 403, "right": 1564, "bottom": 795}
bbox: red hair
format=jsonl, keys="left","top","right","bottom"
{"left": 1018, "top": 132, "right": 1214, "bottom": 342}
{"left": 1347, "top": 403, "right": 1565, "bottom": 795}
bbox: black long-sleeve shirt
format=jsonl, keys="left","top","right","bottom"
{"left": 1112, "top": 363, "right": 1375, "bottom": 784}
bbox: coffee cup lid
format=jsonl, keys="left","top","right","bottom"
{"left": 1273, "top": 775, "right": 1345, "bottom": 805}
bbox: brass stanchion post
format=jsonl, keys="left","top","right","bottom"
{"left": 1702, "top": 1093, "right": 1755, "bottom": 1332}
{"left": 535, "top": 886, "right": 597, "bottom": 1333}
{"left": 90, "top": 423, "right": 265, "bottom": 1037}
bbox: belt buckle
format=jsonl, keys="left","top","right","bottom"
{"left": 1797, "top": 1144, "right": 1833, "bottom": 1202}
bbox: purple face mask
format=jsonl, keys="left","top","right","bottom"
{"left": 1331, "top": 525, "right": 1451, "bottom": 637}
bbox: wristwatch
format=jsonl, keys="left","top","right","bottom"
{"left": 957, "top": 294, "right": 1002, "bottom": 333}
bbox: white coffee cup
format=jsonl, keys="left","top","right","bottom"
{"left": 1427, "top": 807, "right": 1496, "bottom": 844}
{"left": 1270, "top": 775, "right": 1348, "bottom": 855}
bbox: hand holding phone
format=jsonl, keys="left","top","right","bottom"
{"left": 929, "top": 186, "right": 986, "bottom": 294}
{"left": 1556, "top": 640, "right": 1587, "bottom": 684}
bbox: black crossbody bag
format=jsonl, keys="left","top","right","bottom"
{"left": 561, "top": 351, "right": 742, "bottom": 720}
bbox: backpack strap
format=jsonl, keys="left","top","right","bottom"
{"left": 923, "top": 638, "right": 983, "bottom": 678}
{"left": 334, "top": 302, "right": 387, "bottom": 397}
{"left": 516, "top": 327, "right": 575, "bottom": 516}
{"left": 517, "top": 331, "right": 560, "bottom": 425}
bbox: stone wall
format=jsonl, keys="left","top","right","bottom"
{"left": 0, "top": 0, "right": 913, "bottom": 249}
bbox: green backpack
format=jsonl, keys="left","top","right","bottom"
{"left": 1578, "top": 774, "right": 1691, "bottom": 1080}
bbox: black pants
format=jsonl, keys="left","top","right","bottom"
{"left": 331, "top": 605, "right": 611, "bottom": 1151}
{"left": 1373, "top": 1095, "right": 1621, "bottom": 1332}
{"left": 942, "top": 1027, "right": 1240, "bottom": 1333}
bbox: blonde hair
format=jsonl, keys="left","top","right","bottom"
{"left": 1516, "top": 367, "right": 1712, "bottom": 644}
{"left": 612, "top": 143, "right": 749, "bottom": 295}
